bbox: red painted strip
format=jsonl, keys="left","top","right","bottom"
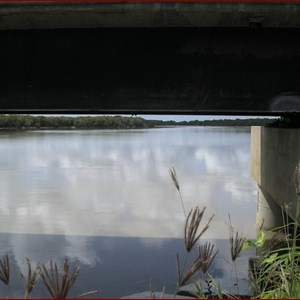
{"left": 0, "top": 0, "right": 299, "bottom": 3}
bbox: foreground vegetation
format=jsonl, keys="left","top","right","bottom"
{"left": 247, "top": 163, "right": 300, "bottom": 298}
{"left": 0, "top": 114, "right": 277, "bottom": 130}
{"left": 168, "top": 162, "right": 300, "bottom": 299}
{"left": 0, "top": 257, "right": 98, "bottom": 299}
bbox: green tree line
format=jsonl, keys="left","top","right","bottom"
{"left": 146, "top": 117, "right": 277, "bottom": 127}
{"left": 0, "top": 115, "right": 151, "bottom": 129}
{"left": 176, "top": 118, "right": 277, "bottom": 127}
{"left": 0, "top": 115, "right": 277, "bottom": 129}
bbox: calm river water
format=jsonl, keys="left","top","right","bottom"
{"left": 0, "top": 127, "right": 256, "bottom": 297}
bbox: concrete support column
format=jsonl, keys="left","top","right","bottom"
{"left": 251, "top": 126, "right": 300, "bottom": 235}
{"left": 256, "top": 186, "right": 283, "bottom": 238}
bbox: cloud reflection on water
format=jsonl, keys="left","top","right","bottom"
{"left": 0, "top": 128, "right": 256, "bottom": 256}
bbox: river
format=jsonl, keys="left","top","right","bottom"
{"left": 0, "top": 127, "right": 256, "bottom": 297}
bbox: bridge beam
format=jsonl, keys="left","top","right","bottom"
{"left": 0, "top": 2, "right": 300, "bottom": 30}
{"left": 1, "top": 27, "right": 300, "bottom": 115}
{"left": 251, "top": 126, "right": 300, "bottom": 236}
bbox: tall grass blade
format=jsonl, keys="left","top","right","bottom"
{"left": 22, "top": 257, "right": 40, "bottom": 298}
{"left": 40, "top": 259, "right": 80, "bottom": 299}
{"left": 228, "top": 214, "right": 245, "bottom": 262}
{"left": 179, "top": 243, "right": 218, "bottom": 286}
{"left": 198, "top": 242, "right": 219, "bottom": 274}
{"left": 185, "top": 206, "right": 214, "bottom": 252}
{"left": 179, "top": 252, "right": 204, "bottom": 286}
{"left": 294, "top": 160, "right": 300, "bottom": 196}
{"left": 76, "top": 290, "right": 99, "bottom": 298}
{"left": 268, "top": 230, "right": 290, "bottom": 251}
{"left": 0, "top": 254, "right": 9, "bottom": 285}
{"left": 169, "top": 167, "right": 187, "bottom": 217}
{"left": 169, "top": 167, "right": 180, "bottom": 192}
{"left": 176, "top": 253, "right": 181, "bottom": 285}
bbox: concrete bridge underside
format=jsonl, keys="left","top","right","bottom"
{"left": 0, "top": 2, "right": 300, "bottom": 115}
{"left": 1, "top": 27, "right": 300, "bottom": 115}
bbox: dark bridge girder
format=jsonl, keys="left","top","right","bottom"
{"left": 1, "top": 2, "right": 300, "bottom": 115}
{"left": 1, "top": 27, "right": 300, "bottom": 115}
{"left": 0, "top": 0, "right": 300, "bottom": 115}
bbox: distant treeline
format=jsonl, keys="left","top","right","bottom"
{"left": 147, "top": 118, "right": 278, "bottom": 127}
{"left": 0, "top": 115, "right": 151, "bottom": 129}
{"left": 0, "top": 115, "right": 277, "bottom": 129}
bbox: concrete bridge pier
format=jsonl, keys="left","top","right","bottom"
{"left": 251, "top": 126, "right": 300, "bottom": 239}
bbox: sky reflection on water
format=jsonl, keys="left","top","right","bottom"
{"left": 0, "top": 127, "right": 256, "bottom": 297}
{"left": 0, "top": 127, "right": 256, "bottom": 238}
{"left": 0, "top": 233, "right": 254, "bottom": 298}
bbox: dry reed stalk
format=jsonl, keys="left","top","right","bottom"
{"left": 294, "top": 161, "right": 300, "bottom": 196}
{"left": 176, "top": 253, "right": 181, "bottom": 286}
{"left": 280, "top": 265, "right": 291, "bottom": 298}
{"left": 22, "top": 257, "right": 40, "bottom": 298}
{"left": 268, "top": 230, "right": 290, "bottom": 252}
{"left": 228, "top": 214, "right": 246, "bottom": 262}
{"left": 179, "top": 253, "right": 204, "bottom": 286}
{"left": 169, "top": 167, "right": 187, "bottom": 217}
{"left": 169, "top": 167, "right": 180, "bottom": 192}
{"left": 185, "top": 206, "right": 214, "bottom": 252}
{"left": 76, "top": 290, "right": 99, "bottom": 298}
{"left": 0, "top": 254, "right": 9, "bottom": 285}
{"left": 40, "top": 259, "right": 80, "bottom": 299}
{"left": 178, "top": 243, "right": 218, "bottom": 286}
{"left": 198, "top": 242, "right": 219, "bottom": 274}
